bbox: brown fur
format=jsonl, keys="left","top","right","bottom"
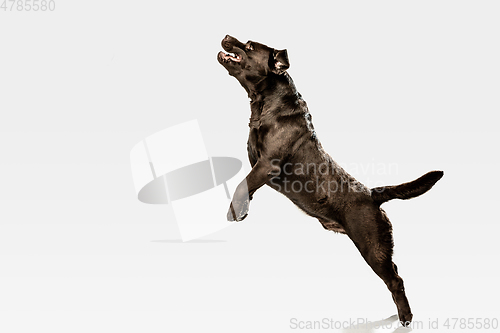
{"left": 218, "top": 35, "right": 443, "bottom": 325}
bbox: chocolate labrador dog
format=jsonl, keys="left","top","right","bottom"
{"left": 218, "top": 34, "right": 443, "bottom": 325}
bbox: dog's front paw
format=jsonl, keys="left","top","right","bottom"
{"left": 227, "top": 199, "right": 249, "bottom": 222}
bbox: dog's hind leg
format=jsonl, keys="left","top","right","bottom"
{"left": 344, "top": 207, "right": 413, "bottom": 326}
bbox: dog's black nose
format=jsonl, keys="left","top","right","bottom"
{"left": 222, "top": 35, "right": 235, "bottom": 52}
{"left": 223, "top": 35, "right": 234, "bottom": 45}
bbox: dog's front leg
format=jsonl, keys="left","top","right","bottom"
{"left": 227, "top": 160, "right": 279, "bottom": 222}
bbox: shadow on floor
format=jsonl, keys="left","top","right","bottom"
{"left": 151, "top": 239, "right": 227, "bottom": 243}
{"left": 341, "top": 315, "right": 412, "bottom": 333}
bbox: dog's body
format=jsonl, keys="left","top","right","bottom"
{"left": 218, "top": 35, "right": 443, "bottom": 325}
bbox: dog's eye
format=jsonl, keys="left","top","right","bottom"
{"left": 246, "top": 42, "right": 254, "bottom": 51}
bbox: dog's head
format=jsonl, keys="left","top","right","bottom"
{"left": 217, "top": 35, "right": 290, "bottom": 95}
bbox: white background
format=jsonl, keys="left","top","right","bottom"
{"left": 1, "top": 1, "right": 499, "bottom": 332}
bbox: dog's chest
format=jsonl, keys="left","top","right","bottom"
{"left": 247, "top": 101, "right": 266, "bottom": 157}
{"left": 248, "top": 115, "right": 276, "bottom": 163}
{"left": 247, "top": 125, "right": 262, "bottom": 163}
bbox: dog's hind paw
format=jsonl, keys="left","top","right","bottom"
{"left": 399, "top": 312, "right": 413, "bottom": 327}
{"left": 227, "top": 199, "right": 249, "bottom": 222}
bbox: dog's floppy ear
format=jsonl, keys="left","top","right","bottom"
{"left": 271, "top": 49, "right": 290, "bottom": 74}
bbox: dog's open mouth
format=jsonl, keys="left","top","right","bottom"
{"left": 218, "top": 51, "right": 241, "bottom": 63}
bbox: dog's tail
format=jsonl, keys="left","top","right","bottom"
{"left": 371, "top": 171, "right": 444, "bottom": 205}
